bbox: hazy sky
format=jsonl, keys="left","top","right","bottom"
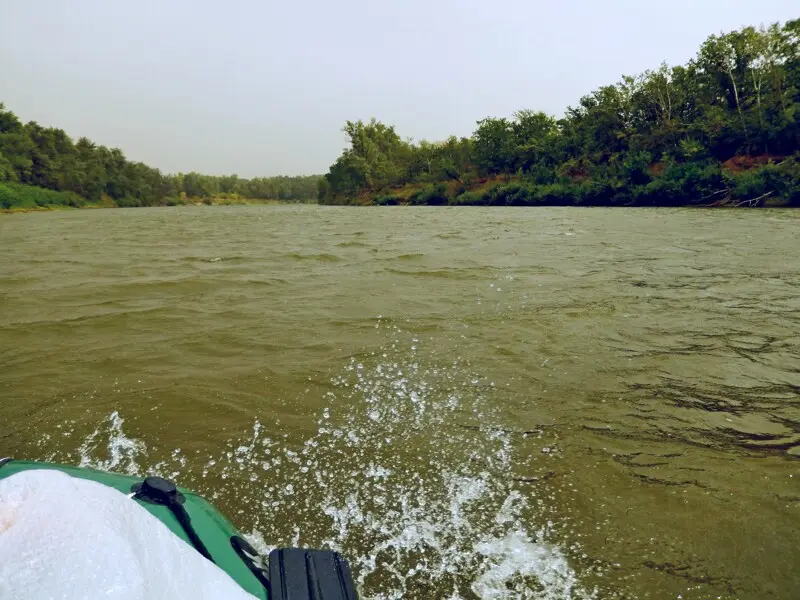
{"left": 1, "top": 1, "right": 797, "bottom": 177}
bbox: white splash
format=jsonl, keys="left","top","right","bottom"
{"left": 472, "top": 531, "right": 581, "bottom": 600}
{"left": 39, "top": 324, "right": 596, "bottom": 599}
{"left": 77, "top": 411, "right": 146, "bottom": 475}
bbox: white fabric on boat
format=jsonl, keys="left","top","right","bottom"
{"left": 0, "top": 469, "right": 256, "bottom": 600}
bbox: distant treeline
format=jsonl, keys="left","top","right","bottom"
{"left": 0, "top": 104, "right": 321, "bottom": 209}
{"left": 319, "top": 20, "right": 800, "bottom": 207}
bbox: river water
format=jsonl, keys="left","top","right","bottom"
{"left": 1, "top": 206, "right": 798, "bottom": 599}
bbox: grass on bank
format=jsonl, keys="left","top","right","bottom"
{"left": 0, "top": 182, "right": 97, "bottom": 212}
{"left": 0, "top": 183, "right": 298, "bottom": 212}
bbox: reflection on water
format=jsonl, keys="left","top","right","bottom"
{"left": 1, "top": 206, "right": 799, "bottom": 599}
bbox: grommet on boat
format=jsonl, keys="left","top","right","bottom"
{"left": 131, "top": 475, "right": 213, "bottom": 563}
{"left": 130, "top": 476, "right": 186, "bottom": 505}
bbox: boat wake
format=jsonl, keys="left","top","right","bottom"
{"left": 40, "top": 323, "right": 598, "bottom": 599}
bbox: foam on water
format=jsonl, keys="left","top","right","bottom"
{"left": 77, "top": 411, "right": 148, "bottom": 475}
{"left": 42, "top": 324, "right": 596, "bottom": 599}
{"left": 34, "top": 411, "right": 146, "bottom": 476}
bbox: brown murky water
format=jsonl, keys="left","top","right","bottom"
{"left": 1, "top": 206, "right": 798, "bottom": 599}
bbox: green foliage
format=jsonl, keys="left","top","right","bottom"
{"left": 621, "top": 151, "right": 653, "bottom": 185}
{"left": 0, "top": 182, "right": 88, "bottom": 210}
{"left": 409, "top": 183, "right": 450, "bottom": 205}
{"left": 316, "top": 177, "right": 330, "bottom": 201}
{"left": 373, "top": 194, "right": 401, "bottom": 206}
{"left": 473, "top": 118, "right": 515, "bottom": 175}
{"left": 116, "top": 196, "right": 144, "bottom": 208}
{"left": 679, "top": 138, "right": 706, "bottom": 160}
{"left": 637, "top": 161, "right": 726, "bottom": 205}
{"left": 321, "top": 20, "right": 800, "bottom": 208}
{"left": 512, "top": 110, "right": 560, "bottom": 171}
{"left": 480, "top": 183, "right": 526, "bottom": 206}
{"left": 319, "top": 118, "right": 416, "bottom": 203}
{"left": 0, "top": 103, "right": 322, "bottom": 207}
{"left": 535, "top": 182, "right": 582, "bottom": 205}
{"left": 729, "top": 158, "right": 800, "bottom": 203}
{"left": 450, "top": 191, "right": 484, "bottom": 206}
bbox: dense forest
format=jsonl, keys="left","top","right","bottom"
{"left": 0, "top": 105, "right": 320, "bottom": 210}
{"left": 3, "top": 21, "right": 798, "bottom": 211}
{"left": 320, "top": 21, "right": 800, "bottom": 207}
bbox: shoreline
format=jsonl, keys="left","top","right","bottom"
{"left": 1, "top": 198, "right": 309, "bottom": 214}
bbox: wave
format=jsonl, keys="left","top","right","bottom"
{"left": 40, "top": 324, "right": 597, "bottom": 599}
{"left": 285, "top": 252, "right": 343, "bottom": 262}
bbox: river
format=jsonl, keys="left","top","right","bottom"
{"left": 1, "top": 206, "right": 798, "bottom": 599}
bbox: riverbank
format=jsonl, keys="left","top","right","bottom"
{"left": 325, "top": 155, "right": 800, "bottom": 208}
{"left": 319, "top": 21, "right": 800, "bottom": 209}
{"left": 0, "top": 182, "right": 306, "bottom": 213}
{"left": 0, "top": 102, "right": 321, "bottom": 208}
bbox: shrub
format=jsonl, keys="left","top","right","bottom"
{"left": 0, "top": 182, "right": 87, "bottom": 209}
{"left": 373, "top": 194, "right": 401, "bottom": 206}
{"left": 535, "top": 182, "right": 580, "bottom": 205}
{"left": 481, "top": 184, "right": 526, "bottom": 206}
{"left": 729, "top": 159, "right": 800, "bottom": 204}
{"left": 450, "top": 191, "right": 485, "bottom": 205}
{"left": 116, "top": 196, "right": 143, "bottom": 207}
{"left": 409, "top": 183, "right": 450, "bottom": 205}
{"left": 641, "top": 161, "right": 725, "bottom": 205}
{"left": 524, "top": 164, "right": 558, "bottom": 185}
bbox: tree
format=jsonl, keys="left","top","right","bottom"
{"left": 321, "top": 118, "right": 414, "bottom": 201}
{"left": 0, "top": 101, "right": 322, "bottom": 207}
{"left": 697, "top": 29, "right": 759, "bottom": 148}
{"left": 512, "top": 110, "right": 559, "bottom": 171}
{"left": 473, "top": 117, "right": 514, "bottom": 175}
{"left": 319, "top": 19, "right": 799, "bottom": 207}
{"left": 0, "top": 104, "right": 35, "bottom": 183}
